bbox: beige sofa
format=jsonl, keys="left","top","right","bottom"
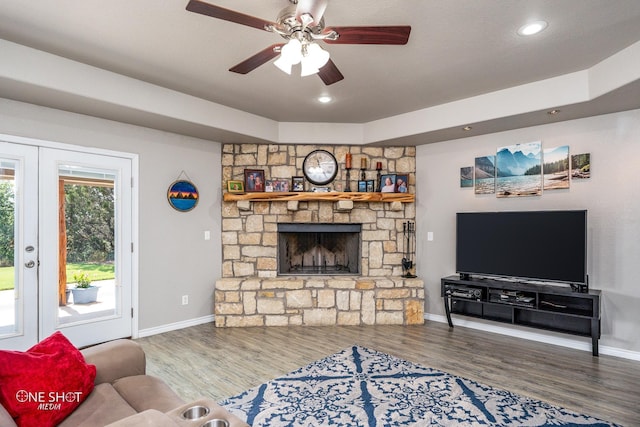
{"left": 0, "top": 339, "right": 248, "bottom": 427}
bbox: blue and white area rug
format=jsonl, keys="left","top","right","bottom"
{"left": 220, "top": 345, "right": 618, "bottom": 426}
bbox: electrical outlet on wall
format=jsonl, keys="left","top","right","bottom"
{"left": 182, "top": 295, "right": 189, "bottom": 305}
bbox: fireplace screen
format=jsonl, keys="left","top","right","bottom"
{"left": 278, "top": 223, "right": 361, "bottom": 275}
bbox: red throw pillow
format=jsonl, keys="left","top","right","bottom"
{"left": 0, "top": 332, "right": 96, "bottom": 427}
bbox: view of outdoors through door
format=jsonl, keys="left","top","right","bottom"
{"left": 0, "top": 142, "right": 38, "bottom": 350}
{"left": 0, "top": 160, "right": 18, "bottom": 335}
{"left": 58, "top": 169, "right": 117, "bottom": 326}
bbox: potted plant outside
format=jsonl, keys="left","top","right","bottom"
{"left": 70, "top": 272, "right": 99, "bottom": 304}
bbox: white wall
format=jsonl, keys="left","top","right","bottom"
{"left": 416, "top": 109, "right": 640, "bottom": 354}
{"left": 0, "top": 98, "right": 222, "bottom": 332}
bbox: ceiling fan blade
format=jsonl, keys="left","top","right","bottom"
{"left": 323, "top": 26, "right": 411, "bottom": 45}
{"left": 317, "top": 59, "right": 344, "bottom": 86}
{"left": 186, "top": 0, "right": 276, "bottom": 32}
{"left": 229, "top": 44, "right": 285, "bottom": 74}
{"left": 295, "top": 0, "right": 328, "bottom": 26}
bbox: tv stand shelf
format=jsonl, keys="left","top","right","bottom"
{"left": 441, "top": 275, "right": 601, "bottom": 356}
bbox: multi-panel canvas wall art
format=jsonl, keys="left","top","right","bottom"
{"left": 460, "top": 141, "right": 589, "bottom": 197}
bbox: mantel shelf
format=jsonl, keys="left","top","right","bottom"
{"left": 223, "top": 191, "right": 415, "bottom": 203}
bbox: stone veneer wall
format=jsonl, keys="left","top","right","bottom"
{"left": 216, "top": 143, "right": 424, "bottom": 327}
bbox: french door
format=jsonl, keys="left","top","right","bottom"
{"left": 0, "top": 142, "right": 38, "bottom": 349}
{"left": 0, "top": 139, "right": 135, "bottom": 350}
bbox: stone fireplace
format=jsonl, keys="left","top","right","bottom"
{"left": 277, "top": 223, "right": 361, "bottom": 275}
{"left": 216, "top": 143, "right": 424, "bottom": 327}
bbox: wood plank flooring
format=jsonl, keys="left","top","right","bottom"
{"left": 135, "top": 321, "right": 640, "bottom": 426}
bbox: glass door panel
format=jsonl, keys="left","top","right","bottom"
{"left": 0, "top": 142, "right": 38, "bottom": 350}
{"left": 0, "top": 160, "right": 19, "bottom": 337}
{"left": 40, "top": 148, "right": 132, "bottom": 347}
{"left": 57, "top": 168, "right": 118, "bottom": 326}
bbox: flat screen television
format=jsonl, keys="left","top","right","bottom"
{"left": 456, "top": 210, "right": 587, "bottom": 289}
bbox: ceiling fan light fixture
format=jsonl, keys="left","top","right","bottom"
{"left": 274, "top": 56, "right": 293, "bottom": 74}
{"left": 305, "top": 42, "right": 330, "bottom": 69}
{"left": 274, "top": 38, "right": 304, "bottom": 75}
{"left": 280, "top": 38, "right": 303, "bottom": 64}
{"left": 300, "top": 58, "right": 319, "bottom": 77}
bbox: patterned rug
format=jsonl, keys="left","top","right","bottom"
{"left": 220, "top": 345, "right": 618, "bottom": 426}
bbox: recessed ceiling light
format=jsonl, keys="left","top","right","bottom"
{"left": 547, "top": 109, "right": 561, "bottom": 115}
{"left": 462, "top": 126, "right": 472, "bottom": 131}
{"left": 317, "top": 96, "right": 332, "bottom": 103}
{"left": 517, "top": 20, "right": 548, "bottom": 36}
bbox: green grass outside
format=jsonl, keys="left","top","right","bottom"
{"left": 0, "top": 263, "right": 115, "bottom": 291}
{"left": 0, "top": 267, "right": 14, "bottom": 291}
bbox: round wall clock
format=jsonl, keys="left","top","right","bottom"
{"left": 302, "top": 149, "right": 338, "bottom": 186}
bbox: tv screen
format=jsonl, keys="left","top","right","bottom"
{"left": 456, "top": 210, "right": 587, "bottom": 285}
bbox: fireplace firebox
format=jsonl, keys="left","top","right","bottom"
{"left": 277, "top": 223, "right": 361, "bottom": 275}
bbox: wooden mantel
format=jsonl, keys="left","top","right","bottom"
{"left": 223, "top": 191, "right": 415, "bottom": 203}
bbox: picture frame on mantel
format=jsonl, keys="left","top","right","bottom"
{"left": 227, "top": 180, "right": 244, "bottom": 193}
{"left": 292, "top": 176, "right": 305, "bottom": 192}
{"left": 266, "top": 179, "right": 290, "bottom": 192}
{"left": 395, "top": 175, "right": 408, "bottom": 193}
{"left": 381, "top": 174, "right": 396, "bottom": 192}
{"left": 244, "top": 169, "right": 265, "bottom": 192}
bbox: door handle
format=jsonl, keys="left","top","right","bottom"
{"left": 25, "top": 260, "right": 35, "bottom": 268}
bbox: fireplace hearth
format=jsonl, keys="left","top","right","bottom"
{"left": 278, "top": 223, "right": 361, "bottom": 275}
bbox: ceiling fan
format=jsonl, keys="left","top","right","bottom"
{"left": 186, "top": 0, "right": 411, "bottom": 85}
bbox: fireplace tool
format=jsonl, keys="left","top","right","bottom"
{"left": 402, "top": 221, "right": 417, "bottom": 278}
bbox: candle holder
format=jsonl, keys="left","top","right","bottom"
{"left": 376, "top": 169, "right": 382, "bottom": 192}
{"left": 360, "top": 168, "right": 366, "bottom": 181}
{"left": 345, "top": 167, "right": 352, "bottom": 192}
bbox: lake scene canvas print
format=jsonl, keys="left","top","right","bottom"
{"left": 543, "top": 145, "right": 570, "bottom": 190}
{"left": 496, "top": 141, "right": 542, "bottom": 197}
{"left": 572, "top": 153, "right": 591, "bottom": 179}
{"left": 474, "top": 155, "right": 495, "bottom": 194}
{"left": 460, "top": 166, "right": 473, "bottom": 188}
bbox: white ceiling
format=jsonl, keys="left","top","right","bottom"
{"left": 1, "top": 0, "right": 640, "bottom": 145}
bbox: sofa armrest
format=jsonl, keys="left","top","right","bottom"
{"left": 105, "top": 409, "right": 181, "bottom": 427}
{"left": 82, "top": 339, "right": 146, "bottom": 385}
{"left": 0, "top": 403, "right": 17, "bottom": 427}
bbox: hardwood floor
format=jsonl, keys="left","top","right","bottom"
{"left": 135, "top": 321, "right": 640, "bottom": 426}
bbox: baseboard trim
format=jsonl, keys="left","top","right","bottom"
{"left": 138, "top": 315, "right": 215, "bottom": 338}
{"left": 424, "top": 313, "right": 640, "bottom": 361}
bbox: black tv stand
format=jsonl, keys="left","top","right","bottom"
{"left": 441, "top": 275, "right": 601, "bottom": 356}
